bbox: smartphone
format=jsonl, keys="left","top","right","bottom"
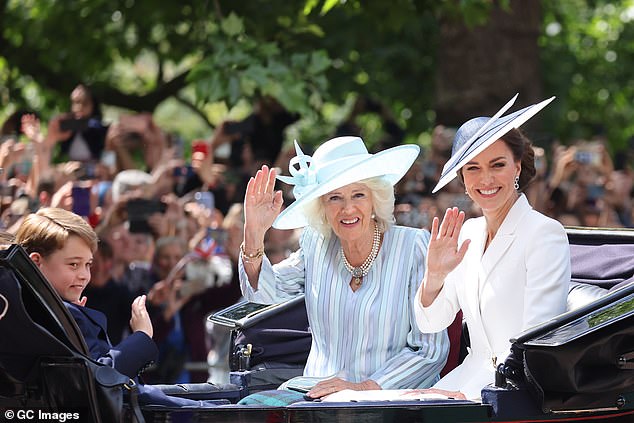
{"left": 126, "top": 198, "right": 167, "bottom": 234}
{"left": 574, "top": 150, "right": 595, "bottom": 165}
{"left": 59, "top": 118, "right": 89, "bottom": 132}
{"left": 574, "top": 143, "right": 602, "bottom": 167}
{"left": 223, "top": 121, "right": 243, "bottom": 135}
{"left": 192, "top": 140, "right": 209, "bottom": 157}
{"left": 224, "top": 118, "right": 254, "bottom": 136}
{"left": 173, "top": 165, "right": 193, "bottom": 178}
{"left": 194, "top": 191, "right": 214, "bottom": 210}
{"left": 586, "top": 184, "right": 605, "bottom": 200}
{"left": 71, "top": 185, "right": 91, "bottom": 217}
{"left": 126, "top": 198, "right": 167, "bottom": 219}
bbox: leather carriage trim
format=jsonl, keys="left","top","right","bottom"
{"left": 0, "top": 293, "right": 7, "bottom": 320}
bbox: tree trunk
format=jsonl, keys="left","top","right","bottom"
{"left": 435, "top": 1, "right": 543, "bottom": 129}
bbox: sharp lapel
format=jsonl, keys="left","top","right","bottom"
{"left": 480, "top": 233, "right": 515, "bottom": 277}
{"left": 79, "top": 305, "right": 109, "bottom": 333}
{"left": 462, "top": 218, "right": 488, "bottom": 345}
{"left": 480, "top": 194, "right": 532, "bottom": 284}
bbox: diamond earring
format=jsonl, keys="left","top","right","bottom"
{"left": 514, "top": 175, "right": 520, "bottom": 190}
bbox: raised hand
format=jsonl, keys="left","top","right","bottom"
{"left": 422, "top": 207, "right": 470, "bottom": 306}
{"left": 72, "top": 296, "right": 88, "bottom": 307}
{"left": 243, "top": 165, "right": 283, "bottom": 248}
{"left": 46, "top": 114, "right": 73, "bottom": 143}
{"left": 130, "top": 295, "right": 153, "bottom": 338}
{"left": 427, "top": 207, "right": 470, "bottom": 278}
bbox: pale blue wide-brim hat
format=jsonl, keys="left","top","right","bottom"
{"left": 432, "top": 94, "right": 555, "bottom": 194}
{"left": 273, "top": 136, "right": 420, "bottom": 230}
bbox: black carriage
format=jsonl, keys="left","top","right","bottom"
{"left": 1, "top": 227, "right": 634, "bottom": 422}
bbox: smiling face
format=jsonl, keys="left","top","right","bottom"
{"left": 321, "top": 182, "right": 375, "bottom": 244}
{"left": 30, "top": 235, "right": 93, "bottom": 303}
{"left": 462, "top": 139, "right": 521, "bottom": 216}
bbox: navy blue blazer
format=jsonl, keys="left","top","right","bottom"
{"left": 65, "top": 303, "right": 220, "bottom": 407}
{"left": 65, "top": 302, "right": 158, "bottom": 379}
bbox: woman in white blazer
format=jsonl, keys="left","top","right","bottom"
{"left": 414, "top": 95, "right": 571, "bottom": 400}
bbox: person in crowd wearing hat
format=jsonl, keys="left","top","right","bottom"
{"left": 414, "top": 95, "right": 571, "bottom": 400}
{"left": 239, "top": 136, "right": 449, "bottom": 401}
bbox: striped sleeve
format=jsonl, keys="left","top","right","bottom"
{"left": 238, "top": 231, "right": 307, "bottom": 304}
{"left": 369, "top": 229, "right": 450, "bottom": 389}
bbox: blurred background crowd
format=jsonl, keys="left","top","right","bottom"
{"left": 2, "top": 82, "right": 633, "bottom": 386}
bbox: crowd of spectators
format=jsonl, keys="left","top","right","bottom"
{"left": 1, "top": 86, "right": 632, "bottom": 385}
{"left": 394, "top": 126, "right": 634, "bottom": 231}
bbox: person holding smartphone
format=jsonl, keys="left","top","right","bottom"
{"left": 47, "top": 84, "right": 109, "bottom": 163}
{"left": 210, "top": 96, "right": 299, "bottom": 170}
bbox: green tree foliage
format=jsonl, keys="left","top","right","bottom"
{"left": 541, "top": 0, "right": 634, "bottom": 149}
{"left": 0, "top": 1, "right": 495, "bottom": 133}
{"left": 186, "top": 12, "right": 331, "bottom": 119}
{"left": 1, "top": 0, "right": 633, "bottom": 150}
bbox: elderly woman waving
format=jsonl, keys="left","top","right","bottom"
{"left": 240, "top": 136, "right": 449, "bottom": 400}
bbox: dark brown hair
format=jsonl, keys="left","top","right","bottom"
{"left": 501, "top": 128, "right": 536, "bottom": 191}
{"left": 457, "top": 128, "right": 536, "bottom": 191}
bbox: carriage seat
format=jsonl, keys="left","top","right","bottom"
{"left": 566, "top": 242, "right": 634, "bottom": 311}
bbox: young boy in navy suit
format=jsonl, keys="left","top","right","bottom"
{"left": 15, "top": 207, "right": 218, "bottom": 407}
{"left": 15, "top": 207, "right": 158, "bottom": 378}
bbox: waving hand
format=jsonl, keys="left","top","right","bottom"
{"left": 421, "top": 207, "right": 470, "bottom": 306}
{"left": 243, "top": 165, "right": 284, "bottom": 248}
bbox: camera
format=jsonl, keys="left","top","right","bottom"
{"left": 59, "top": 118, "right": 90, "bottom": 132}
{"left": 126, "top": 198, "right": 167, "bottom": 234}
{"left": 574, "top": 142, "right": 602, "bottom": 167}
{"left": 574, "top": 150, "right": 599, "bottom": 166}
{"left": 223, "top": 118, "right": 254, "bottom": 136}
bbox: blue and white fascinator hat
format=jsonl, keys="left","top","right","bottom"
{"left": 273, "top": 136, "right": 420, "bottom": 230}
{"left": 433, "top": 94, "right": 555, "bottom": 194}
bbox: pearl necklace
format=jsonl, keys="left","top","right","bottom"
{"left": 341, "top": 223, "right": 381, "bottom": 287}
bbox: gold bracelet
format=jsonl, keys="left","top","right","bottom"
{"left": 240, "top": 243, "right": 264, "bottom": 263}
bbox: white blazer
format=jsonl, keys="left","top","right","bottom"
{"left": 415, "top": 194, "right": 570, "bottom": 400}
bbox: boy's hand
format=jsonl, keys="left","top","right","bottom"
{"left": 130, "top": 295, "right": 153, "bottom": 338}
{"left": 72, "top": 296, "right": 88, "bottom": 307}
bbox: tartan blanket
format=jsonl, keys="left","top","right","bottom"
{"left": 237, "top": 389, "right": 306, "bottom": 406}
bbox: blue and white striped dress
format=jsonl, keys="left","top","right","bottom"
{"left": 239, "top": 225, "right": 449, "bottom": 389}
